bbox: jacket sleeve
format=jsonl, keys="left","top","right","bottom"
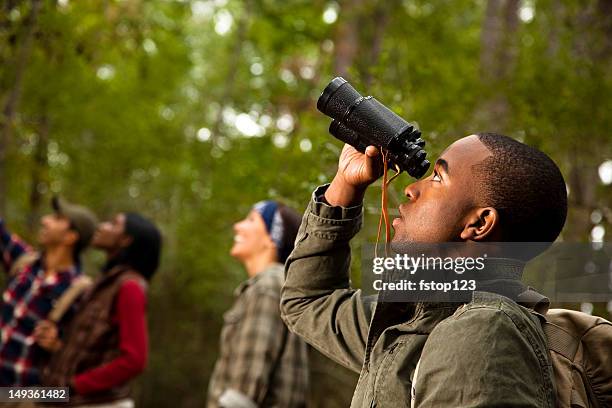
{"left": 280, "top": 184, "right": 374, "bottom": 374}
{"left": 0, "top": 219, "right": 32, "bottom": 274}
{"left": 413, "top": 305, "right": 553, "bottom": 408}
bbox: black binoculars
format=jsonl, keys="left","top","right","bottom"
{"left": 317, "top": 77, "right": 430, "bottom": 179}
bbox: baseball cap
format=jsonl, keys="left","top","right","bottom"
{"left": 51, "top": 196, "right": 98, "bottom": 249}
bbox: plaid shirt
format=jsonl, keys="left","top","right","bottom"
{"left": 0, "top": 219, "right": 81, "bottom": 386}
{"left": 208, "top": 263, "right": 309, "bottom": 408}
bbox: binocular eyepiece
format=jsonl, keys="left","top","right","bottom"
{"left": 317, "top": 77, "right": 430, "bottom": 179}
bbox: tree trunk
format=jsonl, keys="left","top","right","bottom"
{"left": 480, "top": 0, "right": 520, "bottom": 80}
{"left": 333, "top": 0, "right": 363, "bottom": 79}
{"left": 27, "top": 112, "right": 49, "bottom": 234}
{"left": 546, "top": 0, "right": 564, "bottom": 58}
{"left": 563, "top": 0, "right": 612, "bottom": 242}
{"left": 0, "top": 0, "right": 42, "bottom": 215}
{"left": 596, "top": 0, "right": 612, "bottom": 61}
{"left": 209, "top": 0, "right": 251, "bottom": 145}
{"left": 362, "top": 1, "right": 390, "bottom": 88}
{"left": 476, "top": 0, "right": 520, "bottom": 126}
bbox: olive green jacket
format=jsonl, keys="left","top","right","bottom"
{"left": 280, "top": 185, "right": 555, "bottom": 407}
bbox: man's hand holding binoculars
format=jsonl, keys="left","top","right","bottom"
{"left": 317, "top": 77, "right": 430, "bottom": 208}
{"left": 325, "top": 144, "right": 383, "bottom": 208}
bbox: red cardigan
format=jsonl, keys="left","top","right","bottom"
{"left": 73, "top": 279, "right": 148, "bottom": 394}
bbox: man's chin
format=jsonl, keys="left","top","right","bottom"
{"left": 391, "top": 236, "right": 438, "bottom": 254}
{"left": 390, "top": 236, "right": 413, "bottom": 254}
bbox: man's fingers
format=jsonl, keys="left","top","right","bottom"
{"left": 38, "top": 339, "right": 54, "bottom": 350}
{"left": 37, "top": 320, "right": 53, "bottom": 329}
{"left": 342, "top": 143, "right": 359, "bottom": 154}
{"left": 36, "top": 335, "right": 54, "bottom": 347}
{"left": 34, "top": 320, "right": 57, "bottom": 342}
{"left": 365, "top": 145, "right": 379, "bottom": 157}
{"left": 34, "top": 330, "right": 48, "bottom": 340}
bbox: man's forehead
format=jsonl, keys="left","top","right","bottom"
{"left": 437, "top": 135, "right": 492, "bottom": 171}
{"left": 53, "top": 213, "right": 69, "bottom": 221}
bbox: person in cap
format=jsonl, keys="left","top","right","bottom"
{"left": 0, "top": 197, "right": 97, "bottom": 387}
{"left": 207, "top": 201, "right": 309, "bottom": 408}
{"left": 34, "top": 212, "right": 162, "bottom": 407}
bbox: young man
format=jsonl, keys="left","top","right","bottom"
{"left": 0, "top": 197, "right": 97, "bottom": 387}
{"left": 208, "top": 201, "right": 309, "bottom": 408}
{"left": 280, "top": 133, "right": 568, "bottom": 407}
{"left": 35, "top": 212, "right": 162, "bottom": 407}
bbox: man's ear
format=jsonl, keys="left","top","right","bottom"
{"left": 118, "top": 235, "right": 134, "bottom": 249}
{"left": 460, "top": 207, "right": 500, "bottom": 241}
{"left": 64, "top": 230, "right": 79, "bottom": 247}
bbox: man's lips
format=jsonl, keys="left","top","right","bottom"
{"left": 394, "top": 203, "right": 411, "bottom": 229}
{"left": 392, "top": 217, "right": 402, "bottom": 228}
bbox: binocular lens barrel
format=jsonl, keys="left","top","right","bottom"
{"left": 329, "top": 120, "right": 371, "bottom": 154}
{"left": 317, "top": 77, "right": 430, "bottom": 179}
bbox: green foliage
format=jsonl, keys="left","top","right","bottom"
{"left": 0, "top": 0, "right": 610, "bottom": 406}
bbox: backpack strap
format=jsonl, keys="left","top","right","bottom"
{"left": 47, "top": 275, "right": 93, "bottom": 323}
{"left": 542, "top": 322, "right": 580, "bottom": 361}
{"left": 516, "top": 286, "right": 550, "bottom": 315}
{"left": 8, "top": 252, "right": 40, "bottom": 277}
{"left": 517, "top": 288, "right": 581, "bottom": 361}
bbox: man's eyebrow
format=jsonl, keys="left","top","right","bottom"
{"left": 435, "top": 158, "right": 450, "bottom": 175}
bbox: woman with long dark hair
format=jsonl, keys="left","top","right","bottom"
{"left": 34, "top": 213, "right": 162, "bottom": 408}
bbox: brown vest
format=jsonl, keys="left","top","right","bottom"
{"left": 42, "top": 266, "right": 147, "bottom": 406}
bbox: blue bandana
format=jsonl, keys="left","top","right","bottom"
{"left": 253, "top": 200, "right": 284, "bottom": 259}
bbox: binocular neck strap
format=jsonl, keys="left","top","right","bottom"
{"left": 375, "top": 147, "right": 401, "bottom": 259}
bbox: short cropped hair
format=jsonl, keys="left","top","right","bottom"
{"left": 472, "top": 132, "right": 568, "bottom": 243}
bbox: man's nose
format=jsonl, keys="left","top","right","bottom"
{"left": 403, "top": 182, "right": 420, "bottom": 201}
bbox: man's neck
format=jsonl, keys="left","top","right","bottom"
{"left": 106, "top": 247, "right": 122, "bottom": 260}
{"left": 102, "top": 251, "right": 123, "bottom": 272}
{"left": 43, "top": 246, "right": 75, "bottom": 276}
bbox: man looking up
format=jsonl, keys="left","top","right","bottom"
{"left": 281, "top": 133, "right": 568, "bottom": 407}
{"left": 0, "top": 197, "right": 97, "bottom": 387}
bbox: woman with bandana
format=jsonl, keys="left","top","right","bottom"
{"left": 207, "top": 201, "right": 309, "bottom": 408}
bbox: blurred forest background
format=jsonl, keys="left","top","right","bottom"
{"left": 1, "top": 0, "right": 611, "bottom": 406}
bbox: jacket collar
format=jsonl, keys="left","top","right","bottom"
{"left": 234, "top": 262, "right": 283, "bottom": 296}
{"left": 364, "top": 257, "right": 530, "bottom": 363}
{"left": 477, "top": 257, "right": 525, "bottom": 280}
